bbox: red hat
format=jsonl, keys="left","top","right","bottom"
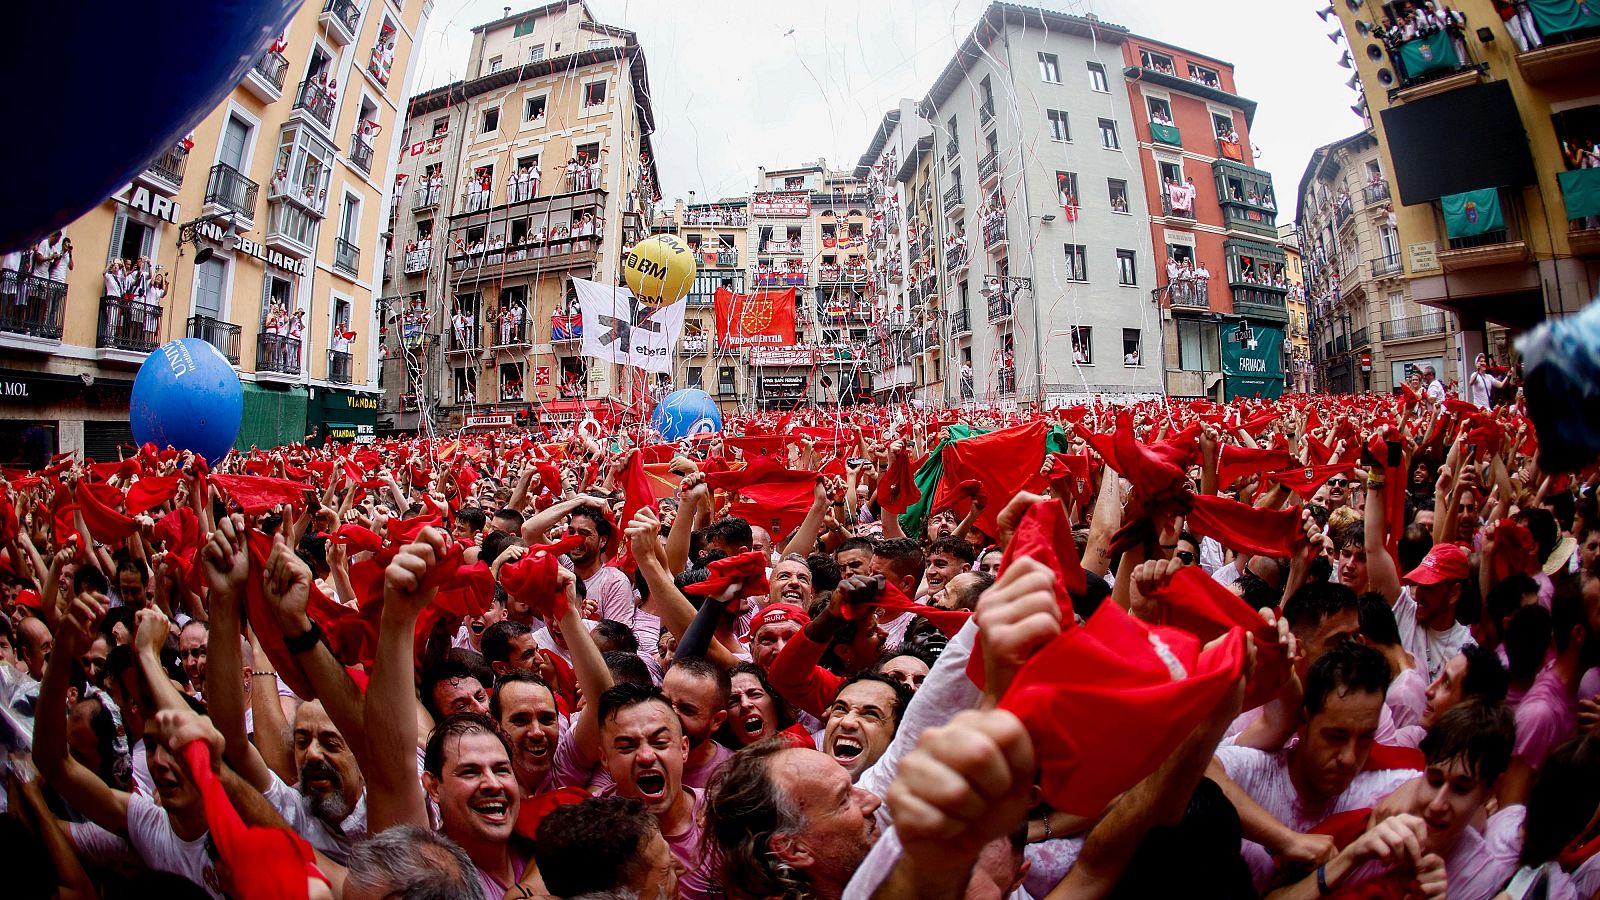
{"left": 1403, "top": 543, "right": 1471, "bottom": 586}
{"left": 14, "top": 588, "right": 41, "bottom": 609}
{"left": 740, "top": 602, "right": 810, "bottom": 643}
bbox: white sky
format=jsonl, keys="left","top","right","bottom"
{"left": 412, "top": 0, "right": 1362, "bottom": 220}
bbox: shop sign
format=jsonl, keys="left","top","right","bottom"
{"left": 196, "top": 222, "right": 308, "bottom": 276}
{"left": 112, "top": 184, "right": 180, "bottom": 223}
{"left": 465, "top": 413, "right": 515, "bottom": 428}
{"left": 1407, "top": 241, "right": 1438, "bottom": 273}
{"left": 751, "top": 347, "right": 815, "bottom": 366}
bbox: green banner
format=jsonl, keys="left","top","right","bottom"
{"left": 1398, "top": 31, "right": 1459, "bottom": 77}
{"left": 1221, "top": 323, "right": 1284, "bottom": 401}
{"left": 1558, "top": 167, "right": 1600, "bottom": 220}
{"left": 1441, "top": 188, "right": 1505, "bottom": 238}
{"left": 1149, "top": 122, "right": 1182, "bottom": 146}
{"left": 1527, "top": 0, "right": 1600, "bottom": 37}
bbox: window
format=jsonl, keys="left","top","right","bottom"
{"left": 590, "top": 38, "right": 613, "bottom": 49}
{"left": 1140, "top": 49, "right": 1176, "bottom": 72}
{"left": 488, "top": 55, "right": 503, "bottom": 73}
{"left": 686, "top": 366, "right": 703, "bottom": 389}
{"left": 1088, "top": 61, "right": 1109, "bottom": 92}
{"left": 1117, "top": 249, "right": 1137, "bottom": 286}
{"left": 1063, "top": 244, "right": 1088, "bottom": 281}
{"left": 1070, "top": 326, "right": 1093, "bottom": 364}
{"left": 333, "top": 297, "right": 352, "bottom": 335}
{"left": 481, "top": 107, "right": 500, "bottom": 134}
{"left": 1379, "top": 224, "right": 1400, "bottom": 263}
{"left": 1047, "top": 109, "right": 1070, "bottom": 141}
{"left": 340, "top": 195, "right": 360, "bottom": 242}
{"left": 194, "top": 257, "right": 227, "bottom": 318}
{"left": 718, "top": 366, "right": 736, "bottom": 394}
{"left": 524, "top": 95, "right": 546, "bottom": 122}
{"left": 220, "top": 115, "right": 251, "bottom": 170}
{"left": 1212, "top": 112, "right": 1235, "bottom": 137}
{"left": 583, "top": 81, "right": 607, "bottom": 108}
{"left": 513, "top": 17, "right": 537, "bottom": 37}
{"left": 1187, "top": 63, "right": 1220, "bottom": 87}
{"left": 979, "top": 76, "right": 995, "bottom": 117}
{"left": 1123, "top": 329, "right": 1143, "bottom": 366}
{"left": 1038, "top": 52, "right": 1060, "bottom": 83}
{"left": 1147, "top": 97, "right": 1173, "bottom": 124}
{"left": 1178, "top": 319, "right": 1221, "bottom": 371}
{"left": 1108, "top": 179, "right": 1129, "bottom": 213}
{"left": 947, "top": 115, "right": 958, "bottom": 153}
{"left": 1098, "top": 119, "right": 1120, "bottom": 150}
{"left": 1055, "top": 172, "right": 1079, "bottom": 208}
{"left": 529, "top": 45, "right": 545, "bottom": 63}
{"left": 432, "top": 117, "right": 449, "bottom": 137}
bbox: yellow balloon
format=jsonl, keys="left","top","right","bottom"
{"left": 622, "top": 234, "right": 697, "bottom": 308}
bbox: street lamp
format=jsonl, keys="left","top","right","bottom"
{"left": 178, "top": 211, "right": 238, "bottom": 264}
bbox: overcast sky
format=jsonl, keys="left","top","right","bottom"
{"left": 412, "top": 0, "right": 1361, "bottom": 220}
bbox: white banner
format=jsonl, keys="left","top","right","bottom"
{"left": 573, "top": 278, "right": 685, "bottom": 375}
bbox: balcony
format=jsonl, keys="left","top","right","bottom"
{"left": 1150, "top": 121, "right": 1182, "bottom": 147}
{"left": 754, "top": 269, "right": 808, "bottom": 288}
{"left": 448, "top": 235, "right": 604, "bottom": 282}
{"left": 761, "top": 239, "right": 803, "bottom": 255}
{"left": 490, "top": 318, "right": 530, "bottom": 348}
{"left": 1370, "top": 256, "right": 1403, "bottom": 278}
{"left": 414, "top": 187, "right": 441, "bottom": 211}
{"left": 921, "top": 324, "right": 940, "bottom": 354}
{"left": 447, "top": 323, "right": 479, "bottom": 354}
{"left": 1161, "top": 190, "right": 1196, "bottom": 221}
{"left": 550, "top": 314, "right": 582, "bottom": 343}
{"left": 204, "top": 162, "right": 258, "bottom": 223}
{"left": 1216, "top": 137, "right": 1245, "bottom": 162}
{"left": 982, "top": 215, "right": 1008, "bottom": 252}
{"left": 1515, "top": 17, "right": 1600, "bottom": 84}
{"left": 681, "top": 335, "right": 708, "bottom": 356}
{"left": 979, "top": 101, "right": 994, "bottom": 125}
{"left": 292, "top": 80, "right": 337, "bottom": 134}
{"left": 998, "top": 366, "right": 1016, "bottom": 395}
{"left": 1438, "top": 188, "right": 1528, "bottom": 272}
{"left": 1335, "top": 198, "right": 1354, "bottom": 229}
{"left": 402, "top": 249, "right": 430, "bottom": 275}
{"left": 459, "top": 191, "right": 492, "bottom": 214}
{"left": 1164, "top": 279, "right": 1209, "bottom": 309}
{"left": 1350, "top": 326, "right": 1370, "bottom": 351}
{"left": 96, "top": 296, "right": 162, "bottom": 357}
{"left": 265, "top": 200, "right": 318, "bottom": 259}
{"left": 943, "top": 185, "right": 965, "bottom": 218}
{"left": 951, "top": 309, "right": 971, "bottom": 336}
{"left": 1560, "top": 167, "right": 1600, "bottom": 256}
{"left": 946, "top": 136, "right": 959, "bottom": 159}
{"left": 244, "top": 49, "right": 289, "bottom": 103}
{"left": 327, "top": 349, "right": 353, "bottom": 385}
{"left": 137, "top": 145, "right": 188, "bottom": 195}
{"left": 945, "top": 245, "right": 970, "bottom": 275}
{"left": 1363, "top": 180, "right": 1391, "bottom": 206}
{"left": 1380, "top": 313, "right": 1448, "bottom": 342}
{"left": 400, "top": 395, "right": 421, "bottom": 413}
{"left": 320, "top": 0, "right": 360, "bottom": 45}
{"left": 333, "top": 238, "right": 360, "bottom": 278}
{"left": 987, "top": 292, "right": 1013, "bottom": 322}
{"left": 978, "top": 150, "right": 1000, "bottom": 185}
{"left": 256, "top": 334, "right": 302, "bottom": 376}
{"left": 189, "top": 315, "right": 241, "bottom": 365}
{"left": 349, "top": 134, "right": 374, "bottom": 175}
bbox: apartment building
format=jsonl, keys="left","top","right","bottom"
{"left": 915, "top": 3, "right": 1163, "bottom": 408}
{"left": 379, "top": 0, "right": 660, "bottom": 434}
{"left": 1298, "top": 130, "right": 1444, "bottom": 394}
{"left": 856, "top": 106, "right": 921, "bottom": 405}
{"left": 1123, "top": 35, "right": 1290, "bottom": 400}
{"left": 1326, "top": 0, "right": 1599, "bottom": 377}
{"left": 647, "top": 197, "right": 751, "bottom": 416}
{"left": 0, "top": 0, "right": 429, "bottom": 465}
{"left": 1278, "top": 223, "right": 1314, "bottom": 393}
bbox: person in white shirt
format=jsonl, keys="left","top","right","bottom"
{"left": 33, "top": 230, "right": 65, "bottom": 280}
{"left": 1465, "top": 354, "right": 1505, "bottom": 410}
{"left": 1422, "top": 365, "right": 1447, "bottom": 404}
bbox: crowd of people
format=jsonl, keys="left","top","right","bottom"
{"left": 1375, "top": 2, "right": 1471, "bottom": 82}
{"left": 3, "top": 377, "right": 1600, "bottom": 900}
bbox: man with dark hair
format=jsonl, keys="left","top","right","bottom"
{"left": 661, "top": 656, "right": 733, "bottom": 788}
{"left": 921, "top": 536, "right": 976, "bottom": 604}
{"left": 870, "top": 538, "right": 924, "bottom": 598}
{"left": 454, "top": 507, "right": 488, "bottom": 544}
{"left": 345, "top": 825, "right": 487, "bottom": 900}
{"left": 1282, "top": 580, "right": 1362, "bottom": 663}
{"left": 417, "top": 713, "right": 526, "bottom": 894}
{"left": 704, "top": 516, "right": 754, "bottom": 557}
{"left": 113, "top": 558, "right": 150, "bottom": 609}
{"left": 768, "top": 554, "right": 816, "bottom": 609}
{"left": 1210, "top": 642, "right": 1421, "bottom": 891}
{"left": 1384, "top": 642, "right": 1512, "bottom": 752}
{"left": 480, "top": 620, "right": 539, "bottom": 680}
{"left": 533, "top": 796, "right": 679, "bottom": 900}
{"left": 835, "top": 535, "right": 877, "bottom": 578}
{"left": 1357, "top": 592, "right": 1426, "bottom": 731}
{"left": 564, "top": 504, "right": 635, "bottom": 624}
{"left": 592, "top": 619, "right": 639, "bottom": 654}
{"left": 821, "top": 671, "right": 912, "bottom": 781}
{"left": 596, "top": 682, "right": 703, "bottom": 872}
{"left": 176, "top": 620, "right": 208, "bottom": 696}
{"left": 421, "top": 658, "right": 490, "bottom": 721}
{"left": 806, "top": 553, "right": 842, "bottom": 594}
{"left": 491, "top": 507, "right": 525, "bottom": 536}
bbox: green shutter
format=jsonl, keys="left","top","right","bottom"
{"left": 1558, "top": 168, "right": 1600, "bottom": 221}
{"left": 1441, "top": 188, "right": 1504, "bottom": 238}
{"left": 235, "top": 384, "right": 309, "bottom": 451}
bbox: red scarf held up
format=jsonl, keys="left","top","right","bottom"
{"left": 179, "top": 742, "right": 319, "bottom": 900}
{"left": 876, "top": 450, "right": 919, "bottom": 513}
{"left": 966, "top": 499, "right": 1085, "bottom": 691}
{"left": 124, "top": 474, "right": 183, "bottom": 516}
{"left": 69, "top": 481, "right": 138, "bottom": 543}
{"left": 209, "top": 474, "right": 311, "bottom": 515}
{"left": 838, "top": 578, "right": 971, "bottom": 637}
{"left": 683, "top": 551, "right": 771, "bottom": 610}
{"left": 1145, "top": 566, "right": 1287, "bottom": 712}
{"left": 500, "top": 535, "right": 586, "bottom": 622}
{"left": 1215, "top": 444, "right": 1294, "bottom": 488}
{"left": 1260, "top": 463, "right": 1355, "bottom": 498}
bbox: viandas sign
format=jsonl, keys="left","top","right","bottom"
{"left": 1221, "top": 322, "right": 1285, "bottom": 401}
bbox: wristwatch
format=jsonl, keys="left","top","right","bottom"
{"left": 284, "top": 619, "right": 323, "bottom": 655}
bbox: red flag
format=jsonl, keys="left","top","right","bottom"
{"left": 877, "top": 449, "right": 919, "bottom": 513}
{"left": 713, "top": 287, "right": 797, "bottom": 350}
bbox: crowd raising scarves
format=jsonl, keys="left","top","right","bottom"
{"left": 4, "top": 381, "right": 1600, "bottom": 900}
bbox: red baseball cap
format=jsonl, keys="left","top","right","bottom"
{"left": 1403, "top": 544, "right": 1471, "bottom": 586}
{"left": 13, "top": 588, "right": 41, "bottom": 609}
{"left": 739, "top": 602, "right": 810, "bottom": 643}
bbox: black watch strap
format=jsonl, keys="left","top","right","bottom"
{"left": 285, "top": 619, "right": 323, "bottom": 655}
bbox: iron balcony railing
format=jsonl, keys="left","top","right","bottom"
{"left": 1370, "top": 256, "right": 1402, "bottom": 277}
{"left": 256, "top": 333, "right": 302, "bottom": 375}
{"left": 321, "top": 0, "right": 360, "bottom": 37}
{"left": 334, "top": 238, "right": 360, "bottom": 276}
{"left": 327, "top": 349, "right": 353, "bottom": 384}
{"left": 1364, "top": 180, "right": 1391, "bottom": 205}
{"left": 943, "top": 185, "right": 964, "bottom": 215}
{"left": 978, "top": 150, "right": 1000, "bottom": 182}
{"left": 987, "top": 292, "right": 1013, "bottom": 322}
{"left": 1165, "top": 280, "right": 1209, "bottom": 308}
{"left": 1380, "top": 313, "right": 1448, "bottom": 341}
{"left": 349, "top": 134, "right": 374, "bottom": 174}
{"left": 982, "top": 216, "right": 1008, "bottom": 249}
{"left": 189, "top": 315, "right": 241, "bottom": 364}
{"left": 1351, "top": 326, "right": 1370, "bottom": 349}
{"left": 413, "top": 187, "right": 440, "bottom": 210}
{"left": 998, "top": 366, "right": 1016, "bottom": 395}
{"left": 951, "top": 309, "right": 971, "bottom": 335}
{"left": 293, "top": 79, "right": 336, "bottom": 131}
{"left": 145, "top": 146, "right": 188, "bottom": 188}
{"left": 253, "top": 50, "right": 289, "bottom": 91}
{"left": 97, "top": 296, "right": 162, "bottom": 353}
{"left": 205, "top": 162, "right": 258, "bottom": 219}
{"left": 0, "top": 273, "right": 66, "bottom": 340}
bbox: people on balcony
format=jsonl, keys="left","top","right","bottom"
{"left": 457, "top": 380, "right": 476, "bottom": 403}
{"left": 287, "top": 309, "right": 304, "bottom": 352}
{"left": 34, "top": 230, "right": 69, "bottom": 283}
{"left": 452, "top": 307, "right": 473, "bottom": 349}
{"left": 369, "top": 22, "right": 397, "bottom": 86}
{"left": 1165, "top": 177, "right": 1196, "bottom": 216}
{"left": 1493, "top": 0, "right": 1543, "bottom": 52}
{"left": 501, "top": 377, "right": 523, "bottom": 402}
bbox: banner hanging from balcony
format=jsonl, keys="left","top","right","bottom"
{"left": 1397, "top": 31, "right": 1459, "bottom": 77}
{"left": 713, "top": 287, "right": 798, "bottom": 350}
{"left": 1149, "top": 122, "right": 1182, "bottom": 146}
{"left": 572, "top": 278, "right": 685, "bottom": 375}
{"left": 1440, "top": 188, "right": 1504, "bottom": 239}
{"left": 1527, "top": 0, "right": 1600, "bottom": 37}
{"left": 1558, "top": 168, "right": 1600, "bottom": 220}
{"left": 1221, "top": 323, "right": 1284, "bottom": 402}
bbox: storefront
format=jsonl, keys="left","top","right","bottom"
{"left": 307, "top": 387, "right": 380, "bottom": 446}
{"left": 1220, "top": 321, "right": 1286, "bottom": 401}
{"left": 0, "top": 367, "right": 136, "bottom": 467}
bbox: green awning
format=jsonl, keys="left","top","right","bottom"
{"left": 1150, "top": 122, "right": 1182, "bottom": 146}
{"left": 1558, "top": 168, "right": 1600, "bottom": 221}
{"left": 1527, "top": 0, "right": 1600, "bottom": 38}
{"left": 1441, "top": 188, "right": 1504, "bottom": 238}
{"left": 1397, "top": 31, "right": 1460, "bottom": 77}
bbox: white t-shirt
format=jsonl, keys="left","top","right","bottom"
{"left": 1466, "top": 372, "right": 1498, "bottom": 409}
{"left": 124, "top": 791, "right": 223, "bottom": 898}
{"left": 1425, "top": 379, "right": 1447, "bottom": 402}
{"left": 261, "top": 770, "right": 368, "bottom": 865}
{"left": 1393, "top": 587, "right": 1474, "bottom": 682}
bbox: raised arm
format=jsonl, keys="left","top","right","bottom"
{"left": 1082, "top": 472, "right": 1122, "bottom": 578}
{"left": 200, "top": 514, "right": 274, "bottom": 792}
{"left": 556, "top": 565, "right": 613, "bottom": 769}
{"left": 1364, "top": 458, "right": 1402, "bottom": 604}
{"left": 783, "top": 477, "right": 836, "bottom": 558}
{"left": 628, "top": 508, "right": 739, "bottom": 667}
{"left": 665, "top": 473, "right": 705, "bottom": 574}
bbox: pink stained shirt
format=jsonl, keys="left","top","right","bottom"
{"left": 1513, "top": 669, "right": 1576, "bottom": 769}
{"left": 1344, "top": 804, "right": 1524, "bottom": 900}
{"left": 1387, "top": 665, "right": 1429, "bottom": 730}
{"left": 583, "top": 564, "right": 638, "bottom": 623}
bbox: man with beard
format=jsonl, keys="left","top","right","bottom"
{"left": 596, "top": 682, "right": 704, "bottom": 873}
{"left": 661, "top": 656, "right": 733, "bottom": 788}
{"left": 199, "top": 514, "right": 371, "bottom": 863}
{"left": 367, "top": 527, "right": 541, "bottom": 899}
{"left": 522, "top": 498, "right": 633, "bottom": 622}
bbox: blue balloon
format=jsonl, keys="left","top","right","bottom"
{"left": 0, "top": 0, "right": 300, "bottom": 252}
{"left": 131, "top": 339, "right": 243, "bottom": 464}
{"left": 652, "top": 389, "right": 723, "bottom": 442}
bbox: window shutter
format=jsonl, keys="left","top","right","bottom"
{"left": 105, "top": 213, "right": 127, "bottom": 270}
